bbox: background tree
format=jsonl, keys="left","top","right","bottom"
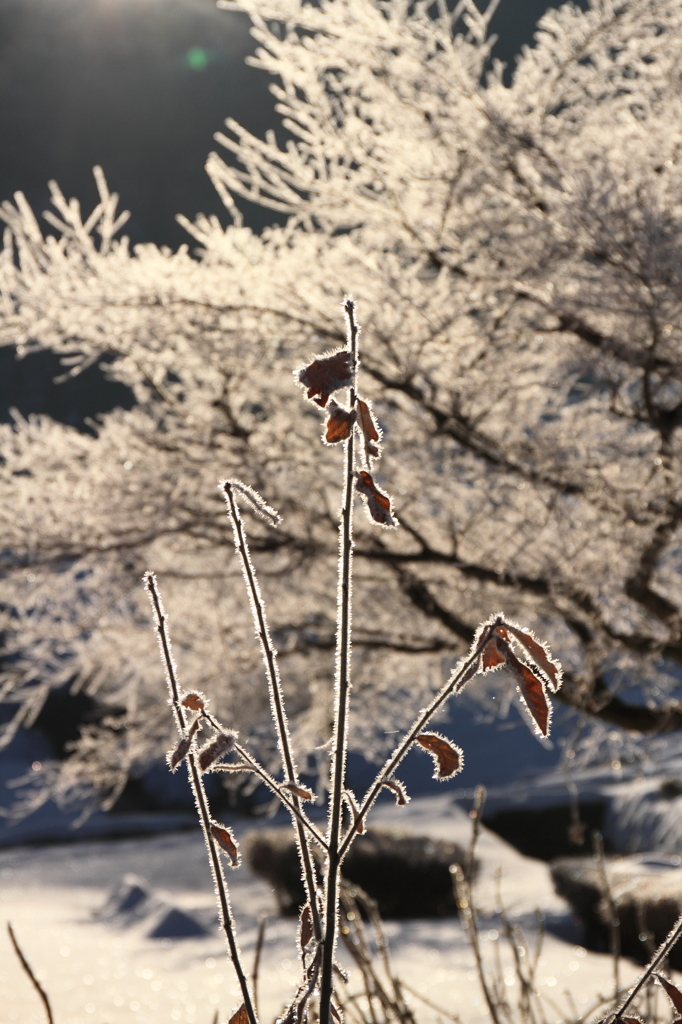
{"left": 2, "top": 0, "right": 682, "bottom": 811}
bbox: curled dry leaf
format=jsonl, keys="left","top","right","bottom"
{"left": 181, "top": 691, "right": 206, "bottom": 711}
{"left": 167, "top": 717, "right": 200, "bottom": 771}
{"left": 299, "top": 903, "right": 314, "bottom": 950}
{"left": 494, "top": 635, "right": 551, "bottom": 737}
{"left": 357, "top": 398, "right": 381, "bottom": 459}
{"left": 416, "top": 732, "right": 463, "bottom": 780}
{"left": 198, "top": 731, "right": 236, "bottom": 772}
{"left": 325, "top": 399, "right": 356, "bottom": 444}
{"left": 355, "top": 470, "right": 398, "bottom": 527}
{"left": 298, "top": 350, "right": 353, "bottom": 407}
{"left": 656, "top": 974, "right": 682, "bottom": 1015}
{"left": 505, "top": 624, "right": 562, "bottom": 692}
{"left": 228, "top": 1005, "right": 250, "bottom": 1024}
{"left": 281, "top": 782, "right": 315, "bottom": 801}
{"left": 382, "top": 778, "right": 409, "bottom": 806}
{"left": 482, "top": 638, "right": 506, "bottom": 670}
{"left": 168, "top": 734, "right": 192, "bottom": 772}
{"left": 210, "top": 822, "right": 240, "bottom": 867}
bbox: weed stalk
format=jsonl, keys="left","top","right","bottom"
{"left": 144, "top": 572, "right": 257, "bottom": 1024}
{"left": 319, "top": 298, "right": 360, "bottom": 1023}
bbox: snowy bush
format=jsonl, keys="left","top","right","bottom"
{"left": 2, "top": 0, "right": 682, "bottom": 810}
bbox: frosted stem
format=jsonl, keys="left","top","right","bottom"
{"left": 222, "top": 482, "right": 322, "bottom": 942}
{"left": 339, "top": 616, "right": 501, "bottom": 859}
{"left": 319, "top": 298, "right": 359, "bottom": 1024}
{"left": 143, "top": 573, "right": 257, "bottom": 1024}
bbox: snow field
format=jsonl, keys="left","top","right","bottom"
{"left": 0, "top": 796, "right": 648, "bottom": 1024}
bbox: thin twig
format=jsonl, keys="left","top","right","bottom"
{"left": 340, "top": 616, "right": 500, "bottom": 858}
{"left": 593, "top": 830, "right": 620, "bottom": 1001}
{"left": 252, "top": 913, "right": 267, "bottom": 1019}
{"left": 467, "top": 784, "right": 485, "bottom": 882}
{"left": 227, "top": 741, "right": 328, "bottom": 849}
{"left": 451, "top": 786, "right": 505, "bottom": 1024}
{"left": 222, "top": 480, "right": 322, "bottom": 944}
{"left": 144, "top": 573, "right": 257, "bottom": 1024}
{"left": 320, "top": 297, "right": 361, "bottom": 1024}
{"left": 400, "top": 981, "right": 462, "bottom": 1024}
{"left": 614, "top": 909, "right": 682, "bottom": 1022}
{"left": 7, "top": 922, "right": 54, "bottom": 1024}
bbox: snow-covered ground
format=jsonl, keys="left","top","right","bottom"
{"left": 0, "top": 794, "right": 646, "bottom": 1024}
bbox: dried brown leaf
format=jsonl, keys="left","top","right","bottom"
{"left": 382, "top": 778, "right": 409, "bottom": 805}
{"left": 298, "top": 350, "right": 352, "bottom": 407}
{"left": 325, "top": 399, "right": 356, "bottom": 443}
{"left": 168, "top": 734, "right": 192, "bottom": 772}
{"left": 281, "top": 783, "right": 314, "bottom": 801}
{"left": 299, "top": 903, "right": 314, "bottom": 950}
{"left": 355, "top": 470, "right": 398, "bottom": 527}
{"left": 482, "top": 638, "right": 505, "bottom": 670}
{"left": 656, "top": 975, "right": 682, "bottom": 1015}
{"left": 495, "top": 636, "right": 551, "bottom": 737}
{"left": 357, "top": 398, "right": 381, "bottom": 460}
{"left": 181, "top": 692, "right": 206, "bottom": 711}
{"left": 210, "top": 822, "right": 240, "bottom": 867}
{"left": 505, "top": 625, "right": 562, "bottom": 692}
{"left": 416, "top": 732, "right": 463, "bottom": 780}
{"left": 228, "top": 1005, "right": 250, "bottom": 1024}
{"left": 198, "top": 731, "right": 236, "bottom": 772}
{"left": 167, "top": 717, "right": 200, "bottom": 771}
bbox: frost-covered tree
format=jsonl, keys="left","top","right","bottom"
{"left": 2, "top": 0, "right": 682, "bottom": 811}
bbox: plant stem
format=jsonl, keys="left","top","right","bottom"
{"left": 144, "top": 573, "right": 257, "bottom": 1024}
{"left": 252, "top": 912, "right": 267, "bottom": 1019}
{"left": 339, "top": 616, "right": 499, "bottom": 858}
{"left": 614, "top": 910, "right": 682, "bottom": 1021}
{"left": 231, "top": 742, "right": 328, "bottom": 849}
{"left": 222, "top": 481, "right": 322, "bottom": 941}
{"left": 7, "top": 922, "right": 54, "bottom": 1024}
{"left": 319, "top": 298, "right": 360, "bottom": 1024}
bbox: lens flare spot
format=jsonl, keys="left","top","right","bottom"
{"left": 185, "top": 47, "right": 209, "bottom": 71}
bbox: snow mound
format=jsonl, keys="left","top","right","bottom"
{"left": 95, "top": 872, "right": 213, "bottom": 939}
{"left": 95, "top": 873, "right": 154, "bottom": 923}
{"left": 147, "top": 906, "right": 211, "bottom": 939}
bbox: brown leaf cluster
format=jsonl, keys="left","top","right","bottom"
{"left": 479, "top": 621, "right": 562, "bottom": 738}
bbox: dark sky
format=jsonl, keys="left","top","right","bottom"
{"left": 0, "top": 0, "right": 580, "bottom": 249}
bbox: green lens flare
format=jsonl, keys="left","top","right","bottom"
{"left": 185, "top": 47, "right": 209, "bottom": 71}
